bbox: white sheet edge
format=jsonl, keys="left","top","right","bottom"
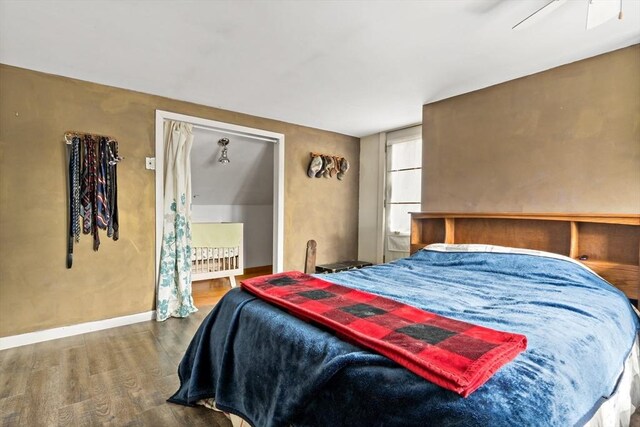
{"left": 583, "top": 335, "right": 640, "bottom": 427}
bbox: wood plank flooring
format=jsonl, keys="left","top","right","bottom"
{"left": 192, "top": 280, "right": 232, "bottom": 308}
{"left": 192, "top": 265, "right": 272, "bottom": 307}
{"left": 0, "top": 306, "right": 231, "bottom": 427}
{"left": 0, "top": 267, "right": 272, "bottom": 427}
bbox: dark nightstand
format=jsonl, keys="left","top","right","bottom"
{"left": 315, "top": 260, "right": 373, "bottom": 273}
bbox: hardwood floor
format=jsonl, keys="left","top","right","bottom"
{"left": 0, "top": 267, "right": 273, "bottom": 427}
{"left": 192, "top": 280, "right": 232, "bottom": 307}
{"left": 0, "top": 306, "right": 231, "bottom": 427}
{"left": 192, "top": 265, "right": 272, "bottom": 307}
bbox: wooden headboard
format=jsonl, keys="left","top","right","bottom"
{"left": 410, "top": 212, "right": 640, "bottom": 305}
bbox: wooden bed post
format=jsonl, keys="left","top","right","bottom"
{"left": 305, "top": 240, "right": 317, "bottom": 274}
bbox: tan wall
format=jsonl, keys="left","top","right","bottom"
{"left": 422, "top": 45, "right": 640, "bottom": 214}
{"left": 0, "top": 65, "right": 359, "bottom": 337}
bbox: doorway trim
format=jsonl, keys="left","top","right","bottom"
{"left": 154, "top": 110, "right": 285, "bottom": 290}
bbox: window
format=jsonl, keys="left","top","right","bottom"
{"left": 385, "top": 126, "right": 422, "bottom": 261}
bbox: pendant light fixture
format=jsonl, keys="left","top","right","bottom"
{"left": 218, "top": 138, "right": 230, "bottom": 164}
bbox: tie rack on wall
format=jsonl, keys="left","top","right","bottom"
{"left": 64, "top": 130, "right": 118, "bottom": 143}
{"left": 64, "top": 130, "right": 123, "bottom": 268}
{"left": 307, "top": 151, "right": 350, "bottom": 180}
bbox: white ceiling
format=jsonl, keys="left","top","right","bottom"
{"left": 190, "top": 128, "right": 274, "bottom": 205}
{"left": 0, "top": 0, "right": 638, "bottom": 137}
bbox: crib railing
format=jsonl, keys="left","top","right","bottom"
{"left": 191, "top": 223, "right": 243, "bottom": 287}
{"left": 192, "top": 246, "right": 240, "bottom": 274}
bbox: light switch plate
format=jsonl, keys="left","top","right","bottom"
{"left": 145, "top": 157, "right": 156, "bottom": 170}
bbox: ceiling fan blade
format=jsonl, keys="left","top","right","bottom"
{"left": 586, "top": 0, "right": 622, "bottom": 30}
{"left": 512, "top": 0, "right": 568, "bottom": 30}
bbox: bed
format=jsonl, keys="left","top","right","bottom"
{"left": 169, "top": 213, "right": 640, "bottom": 426}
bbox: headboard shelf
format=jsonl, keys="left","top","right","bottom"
{"left": 410, "top": 212, "right": 640, "bottom": 305}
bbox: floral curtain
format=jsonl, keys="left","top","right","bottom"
{"left": 156, "top": 121, "right": 197, "bottom": 321}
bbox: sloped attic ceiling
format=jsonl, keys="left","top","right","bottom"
{"left": 190, "top": 128, "right": 274, "bottom": 206}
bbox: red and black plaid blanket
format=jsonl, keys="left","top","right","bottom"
{"left": 241, "top": 271, "right": 527, "bottom": 397}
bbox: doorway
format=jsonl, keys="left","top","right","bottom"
{"left": 154, "top": 110, "right": 285, "bottom": 300}
{"left": 384, "top": 125, "right": 422, "bottom": 262}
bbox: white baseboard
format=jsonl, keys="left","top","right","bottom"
{"left": 0, "top": 310, "right": 156, "bottom": 351}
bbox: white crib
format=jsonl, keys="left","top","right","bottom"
{"left": 191, "top": 222, "right": 243, "bottom": 287}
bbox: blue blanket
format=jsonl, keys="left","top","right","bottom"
{"left": 169, "top": 249, "right": 639, "bottom": 426}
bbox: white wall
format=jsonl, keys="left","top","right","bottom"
{"left": 192, "top": 204, "right": 273, "bottom": 268}
{"left": 191, "top": 128, "right": 274, "bottom": 205}
{"left": 357, "top": 133, "right": 385, "bottom": 264}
